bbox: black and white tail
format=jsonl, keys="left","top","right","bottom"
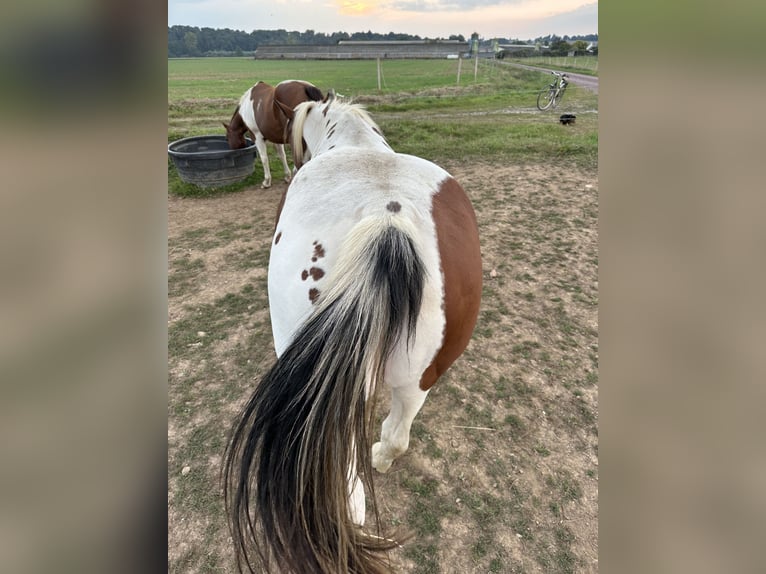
{"left": 223, "top": 218, "right": 425, "bottom": 574}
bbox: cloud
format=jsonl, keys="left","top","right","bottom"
{"left": 336, "top": 1, "right": 380, "bottom": 16}
{"left": 168, "top": 0, "right": 597, "bottom": 39}
{"left": 386, "top": 0, "right": 520, "bottom": 11}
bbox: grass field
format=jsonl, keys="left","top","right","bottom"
{"left": 168, "top": 58, "right": 597, "bottom": 196}
{"left": 168, "top": 57, "right": 598, "bottom": 573}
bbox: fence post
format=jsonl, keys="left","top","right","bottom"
{"left": 474, "top": 52, "right": 479, "bottom": 81}
{"left": 377, "top": 57, "right": 381, "bottom": 91}
{"left": 456, "top": 57, "right": 462, "bottom": 85}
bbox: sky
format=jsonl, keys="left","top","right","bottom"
{"left": 167, "top": 0, "right": 598, "bottom": 41}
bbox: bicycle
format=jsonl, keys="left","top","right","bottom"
{"left": 536, "top": 71, "right": 569, "bottom": 111}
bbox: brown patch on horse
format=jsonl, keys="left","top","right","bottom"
{"left": 225, "top": 105, "right": 250, "bottom": 150}
{"left": 274, "top": 231, "right": 282, "bottom": 245}
{"left": 248, "top": 82, "right": 285, "bottom": 143}
{"left": 242, "top": 81, "right": 324, "bottom": 145}
{"left": 311, "top": 242, "right": 325, "bottom": 262}
{"left": 308, "top": 288, "right": 320, "bottom": 303}
{"left": 308, "top": 267, "right": 325, "bottom": 280}
{"left": 386, "top": 201, "right": 402, "bottom": 213}
{"left": 274, "top": 188, "right": 289, "bottom": 232}
{"left": 301, "top": 270, "right": 309, "bottom": 281}
{"left": 249, "top": 81, "right": 265, "bottom": 101}
{"left": 419, "top": 177, "right": 482, "bottom": 391}
{"left": 275, "top": 81, "right": 323, "bottom": 111}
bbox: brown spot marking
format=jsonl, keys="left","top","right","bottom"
{"left": 274, "top": 188, "right": 289, "bottom": 232}
{"left": 309, "top": 288, "right": 320, "bottom": 303}
{"left": 418, "top": 177, "right": 482, "bottom": 391}
{"left": 274, "top": 231, "right": 282, "bottom": 245}
{"left": 322, "top": 105, "right": 330, "bottom": 117}
{"left": 312, "top": 242, "right": 326, "bottom": 260}
{"left": 328, "top": 129, "right": 335, "bottom": 139}
{"left": 386, "top": 201, "right": 402, "bottom": 213}
{"left": 309, "top": 267, "right": 325, "bottom": 280}
{"left": 301, "top": 269, "right": 309, "bottom": 281}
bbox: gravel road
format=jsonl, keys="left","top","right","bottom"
{"left": 502, "top": 61, "right": 599, "bottom": 94}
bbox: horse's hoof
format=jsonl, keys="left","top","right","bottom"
{"left": 372, "top": 442, "right": 392, "bottom": 473}
{"left": 261, "top": 181, "right": 272, "bottom": 189}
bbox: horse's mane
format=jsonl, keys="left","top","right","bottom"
{"left": 292, "top": 100, "right": 382, "bottom": 168}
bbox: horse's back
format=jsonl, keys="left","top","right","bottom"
{"left": 237, "top": 82, "right": 278, "bottom": 141}
{"left": 275, "top": 80, "right": 323, "bottom": 107}
{"left": 269, "top": 149, "right": 480, "bottom": 382}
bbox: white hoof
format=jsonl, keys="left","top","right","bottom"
{"left": 261, "top": 180, "right": 272, "bottom": 189}
{"left": 372, "top": 442, "right": 393, "bottom": 473}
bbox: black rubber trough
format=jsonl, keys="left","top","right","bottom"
{"left": 168, "top": 135, "right": 258, "bottom": 187}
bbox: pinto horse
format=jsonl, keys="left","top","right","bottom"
{"left": 223, "top": 80, "right": 323, "bottom": 188}
{"left": 223, "top": 92, "right": 482, "bottom": 574}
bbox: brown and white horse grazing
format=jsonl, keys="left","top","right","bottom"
{"left": 223, "top": 80, "right": 323, "bottom": 188}
{"left": 223, "top": 93, "right": 482, "bottom": 573}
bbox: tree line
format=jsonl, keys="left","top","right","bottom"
{"left": 168, "top": 27, "right": 460, "bottom": 58}
{"left": 168, "top": 26, "right": 596, "bottom": 58}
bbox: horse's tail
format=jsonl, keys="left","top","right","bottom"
{"left": 223, "top": 217, "right": 425, "bottom": 574}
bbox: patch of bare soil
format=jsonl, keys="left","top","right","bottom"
{"left": 168, "top": 161, "right": 598, "bottom": 573}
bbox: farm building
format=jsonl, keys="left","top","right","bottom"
{"left": 495, "top": 43, "right": 541, "bottom": 58}
{"left": 254, "top": 40, "right": 469, "bottom": 60}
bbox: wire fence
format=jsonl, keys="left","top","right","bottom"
{"left": 373, "top": 57, "right": 598, "bottom": 99}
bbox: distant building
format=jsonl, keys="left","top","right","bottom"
{"left": 254, "top": 40, "right": 469, "bottom": 60}
{"left": 494, "top": 43, "right": 539, "bottom": 59}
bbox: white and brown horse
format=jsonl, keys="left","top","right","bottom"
{"left": 223, "top": 93, "right": 482, "bottom": 573}
{"left": 223, "top": 80, "right": 323, "bottom": 188}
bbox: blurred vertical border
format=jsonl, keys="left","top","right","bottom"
{"left": 0, "top": 1, "right": 167, "bottom": 573}
{"left": 600, "top": 1, "right": 766, "bottom": 573}
{"left": 3, "top": 1, "right": 766, "bottom": 573}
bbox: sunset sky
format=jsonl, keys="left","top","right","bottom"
{"left": 168, "top": 0, "right": 598, "bottom": 40}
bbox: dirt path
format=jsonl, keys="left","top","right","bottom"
{"left": 501, "top": 61, "right": 599, "bottom": 94}
{"left": 168, "top": 161, "right": 598, "bottom": 573}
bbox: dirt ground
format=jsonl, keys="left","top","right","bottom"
{"left": 168, "top": 160, "right": 598, "bottom": 573}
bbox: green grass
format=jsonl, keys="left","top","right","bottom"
{"left": 168, "top": 57, "right": 598, "bottom": 195}
{"left": 168, "top": 58, "right": 546, "bottom": 101}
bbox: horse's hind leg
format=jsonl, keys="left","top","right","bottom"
{"left": 275, "top": 144, "right": 292, "bottom": 183}
{"left": 372, "top": 383, "right": 429, "bottom": 473}
{"left": 254, "top": 135, "right": 272, "bottom": 188}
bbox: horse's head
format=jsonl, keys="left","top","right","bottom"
{"left": 222, "top": 105, "right": 249, "bottom": 150}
